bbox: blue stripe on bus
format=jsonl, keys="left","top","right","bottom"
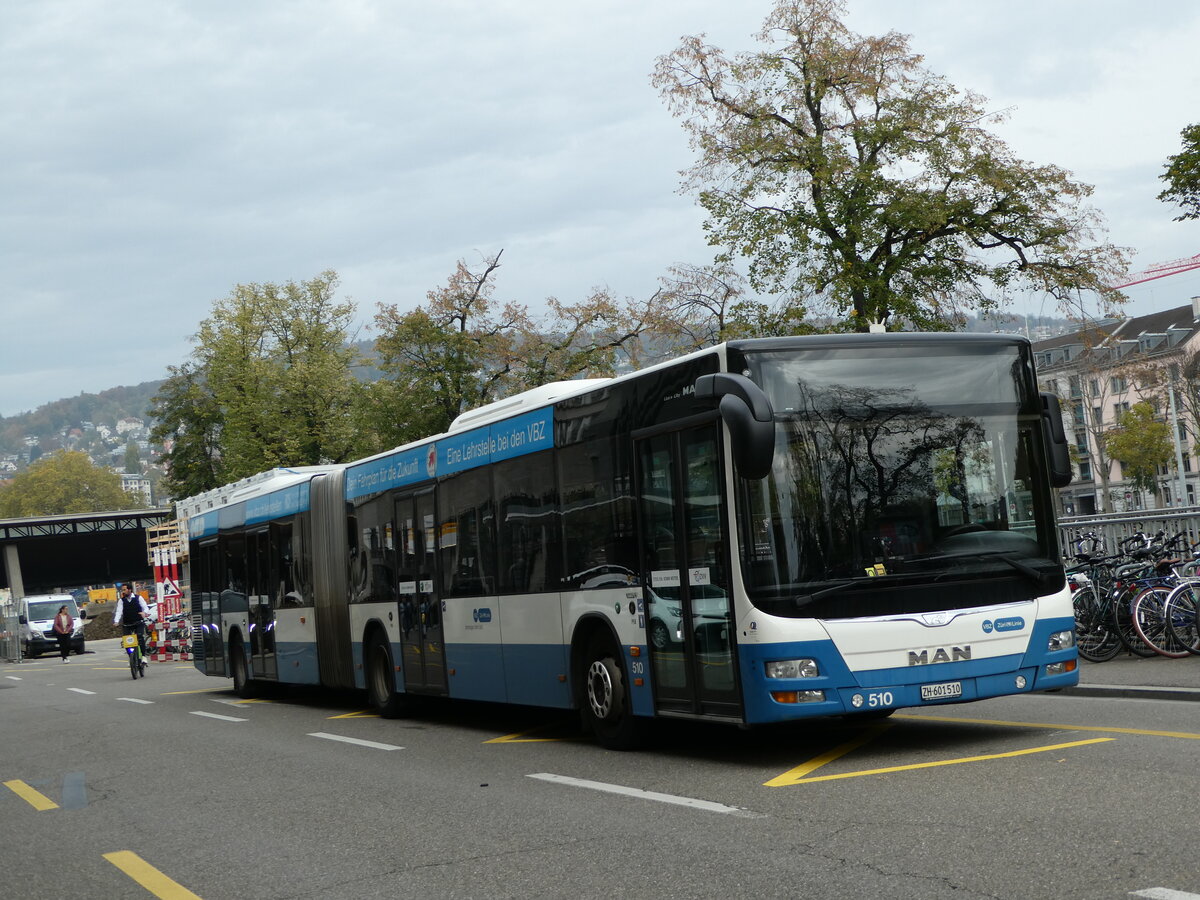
{"left": 275, "top": 641, "right": 320, "bottom": 685}
{"left": 736, "top": 617, "right": 1079, "bottom": 724}
{"left": 503, "top": 643, "right": 571, "bottom": 708}
{"left": 446, "top": 643, "right": 508, "bottom": 703}
{"left": 441, "top": 642, "right": 572, "bottom": 708}
{"left": 344, "top": 408, "right": 554, "bottom": 500}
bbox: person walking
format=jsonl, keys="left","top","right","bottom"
{"left": 52, "top": 604, "right": 74, "bottom": 662}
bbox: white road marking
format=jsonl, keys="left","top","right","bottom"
{"left": 307, "top": 732, "right": 403, "bottom": 751}
{"left": 67, "top": 688, "right": 96, "bottom": 695}
{"left": 190, "top": 711, "right": 247, "bottom": 722}
{"left": 1131, "top": 889, "right": 1200, "bottom": 899}
{"left": 528, "top": 773, "right": 765, "bottom": 818}
{"left": 118, "top": 698, "right": 155, "bottom": 704}
{"left": 5, "top": 676, "right": 21, "bottom": 681}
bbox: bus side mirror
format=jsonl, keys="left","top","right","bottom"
{"left": 1040, "top": 392, "right": 1073, "bottom": 488}
{"left": 695, "top": 373, "right": 776, "bottom": 479}
{"left": 18, "top": 615, "right": 27, "bottom": 625}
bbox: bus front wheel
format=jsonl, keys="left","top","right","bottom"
{"left": 582, "top": 639, "right": 643, "bottom": 751}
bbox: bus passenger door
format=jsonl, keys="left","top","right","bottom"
{"left": 247, "top": 529, "right": 276, "bottom": 681}
{"left": 396, "top": 490, "right": 448, "bottom": 695}
{"left": 637, "top": 423, "right": 741, "bottom": 719}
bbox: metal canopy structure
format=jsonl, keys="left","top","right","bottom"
{"left": 0, "top": 508, "right": 170, "bottom": 596}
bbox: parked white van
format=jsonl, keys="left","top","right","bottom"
{"left": 18, "top": 594, "right": 85, "bottom": 657}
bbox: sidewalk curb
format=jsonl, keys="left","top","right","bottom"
{"left": 1062, "top": 684, "right": 1200, "bottom": 702}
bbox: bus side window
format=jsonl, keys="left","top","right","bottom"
{"left": 558, "top": 436, "right": 635, "bottom": 589}
{"left": 495, "top": 452, "right": 559, "bottom": 594}
{"left": 440, "top": 467, "right": 495, "bottom": 597}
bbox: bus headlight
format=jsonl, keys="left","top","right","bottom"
{"left": 1047, "top": 630, "right": 1075, "bottom": 652}
{"left": 764, "top": 658, "right": 819, "bottom": 679}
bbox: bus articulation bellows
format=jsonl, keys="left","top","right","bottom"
{"left": 179, "top": 333, "right": 1078, "bottom": 749}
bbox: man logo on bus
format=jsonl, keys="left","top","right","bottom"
{"left": 907, "top": 645, "right": 971, "bottom": 666}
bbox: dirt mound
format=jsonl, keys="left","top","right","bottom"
{"left": 82, "top": 616, "right": 123, "bottom": 641}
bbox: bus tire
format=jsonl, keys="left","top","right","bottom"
{"left": 366, "top": 632, "right": 409, "bottom": 719}
{"left": 581, "top": 637, "right": 643, "bottom": 751}
{"left": 231, "top": 639, "right": 255, "bottom": 699}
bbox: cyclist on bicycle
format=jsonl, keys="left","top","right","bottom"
{"left": 112, "top": 583, "right": 150, "bottom": 659}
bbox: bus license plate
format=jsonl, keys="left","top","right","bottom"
{"left": 921, "top": 681, "right": 962, "bottom": 701}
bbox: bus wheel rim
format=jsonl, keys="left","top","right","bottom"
{"left": 587, "top": 660, "right": 613, "bottom": 719}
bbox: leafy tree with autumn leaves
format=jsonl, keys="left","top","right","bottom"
{"left": 0, "top": 450, "right": 141, "bottom": 516}
{"left": 360, "top": 251, "right": 677, "bottom": 448}
{"left": 652, "top": 0, "right": 1129, "bottom": 331}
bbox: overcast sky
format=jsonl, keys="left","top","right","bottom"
{"left": 3, "top": 0, "right": 1199, "bottom": 418}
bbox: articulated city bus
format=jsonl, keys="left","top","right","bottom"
{"left": 179, "top": 333, "right": 1078, "bottom": 748}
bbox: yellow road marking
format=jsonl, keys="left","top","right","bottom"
{"left": 3, "top": 779, "right": 58, "bottom": 811}
{"left": 895, "top": 713, "right": 1200, "bottom": 741}
{"left": 328, "top": 709, "right": 379, "bottom": 719}
{"left": 763, "top": 723, "right": 892, "bottom": 786}
{"left": 770, "top": 737, "right": 1113, "bottom": 786}
{"left": 103, "top": 851, "right": 202, "bottom": 900}
{"left": 485, "top": 724, "right": 574, "bottom": 743}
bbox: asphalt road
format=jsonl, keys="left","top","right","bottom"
{"left": 3, "top": 639, "right": 1200, "bottom": 899}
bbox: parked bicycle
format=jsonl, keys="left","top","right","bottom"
{"left": 1069, "top": 530, "right": 1195, "bottom": 662}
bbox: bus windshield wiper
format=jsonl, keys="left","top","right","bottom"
{"left": 921, "top": 550, "right": 1057, "bottom": 588}
{"left": 792, "top": 579, "right": 862, "bottom": 610}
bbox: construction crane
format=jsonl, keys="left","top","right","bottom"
{"left": 1110, "top": 252, "right": 1200, "bottom": 289}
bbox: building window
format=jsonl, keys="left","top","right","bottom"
{"left": 1092, "top": 406, "right": 1103, "bottom": 425}
{"left": 1110, "top": 376, "right": 1127, "bottom": 393}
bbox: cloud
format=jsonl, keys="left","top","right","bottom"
{"left": 2, "top": 0, "right": 1198, "bottom": 416}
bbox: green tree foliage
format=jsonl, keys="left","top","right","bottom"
{"left": 1159, "top": 123, "right": 1200, "bottom": 221}
{"left": 0, "top": 450, "right": 140, "bottom": 516}
{"left": 652, "top": 0, "right": 1130, "bottom": 331}
{"left": 150, "top": 271, "right": 363, "bottom": 497}
{"left": 365, "top": 252, "right": 678, "bottom": 446}
{"left": 148, "top": 362, "right": 223, "bottom": 499}
{"left": 1105, "top": 402, "right": 1173, "bottom": 498}
{"left": 124, "top": 440, "right": 141, "bottom": 475}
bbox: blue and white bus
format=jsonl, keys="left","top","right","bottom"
{"left": 179, "top": 332, "right": 1078, "bottom": 748}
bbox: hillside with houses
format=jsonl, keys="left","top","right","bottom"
{"left": 0, "top": 380, "right": 166, "bottom": 506}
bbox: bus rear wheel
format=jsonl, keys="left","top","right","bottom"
{"left": 231, "top": 641, "right": 255, "bottom": 698}
{"left": 366, "top": 633, "right": 409, "bottom": 718}
{"left": 582, "top": 639, "right": 643, "bottom": 751}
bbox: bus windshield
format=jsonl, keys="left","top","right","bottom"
{"left": 738, "top": 342, "right": 1063, "bottom": 619}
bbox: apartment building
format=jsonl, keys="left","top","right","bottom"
{"left": 1033, "top": 299, "right": 1200, "bottom": 515}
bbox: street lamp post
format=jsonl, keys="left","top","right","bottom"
{"left": 1168, "top": 380, "right": 1188, "bottom": 507}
